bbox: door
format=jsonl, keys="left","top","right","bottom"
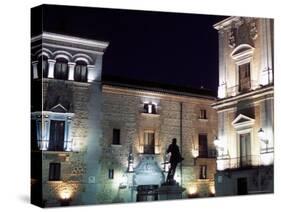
{"left": 49, "top": 120, "right": 65, "bottom": 151}
{"left": 143, "top": 132, "right": 155, "bottom": 154}
{"left": 239, "top": 133, "right": 251, "bottom": 167}
{"left": 237, "top": 177, "right": 248, "bottom": 195}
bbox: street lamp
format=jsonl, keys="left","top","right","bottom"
{"left": 258, "top": 128, "right": 268, "bottom": 152}
{"left": 214, "top": 136, "right": 224, "bottom": 156}
{"left": 214, "top": 136, "right": 220, "bottom": 147}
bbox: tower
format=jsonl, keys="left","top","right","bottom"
{"left": 212, "top": 17, "right": 274, "bottom": 196}
{"left": 31, "top": 32, "right": 109, "bottom": 206}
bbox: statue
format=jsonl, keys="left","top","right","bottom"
{"left": 166, "top": 138, "right": 184, "bottom": 184}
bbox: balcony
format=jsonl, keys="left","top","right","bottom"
{"left": 34, "top": 140, "right": 73, "bottom": 152}
{"left": 226, "top": 80, "right": 259, "bottom": 97}
{"left": 197, "top": 149, "right": 217, "bottom": 158}
{"left": 217, "top": 155, "right": 261, "bottom": 170}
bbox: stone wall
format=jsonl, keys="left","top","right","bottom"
{"left": 97, "top": 85, "right": 217, "bottom": 201}
{"left": 41, "top": 79, "right": 92, "bottom": 206}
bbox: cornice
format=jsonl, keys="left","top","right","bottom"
{"left": 31, "top": 32, "right": 109, "bottom": 51}
{"left": 212, "top": 85, "right": 274, "bottom": 110}
{"left": 102, "top": 84, "right": 216, "bottom": 104}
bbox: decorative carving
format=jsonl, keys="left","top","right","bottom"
{"left": 250, "top": 21, "right": 258, "bottom": 40}
{"left": 228, "top": 27, "right": 236, "bottom": 48}
{"left": 227, "top": 18, "right": 258, "bottom": 48}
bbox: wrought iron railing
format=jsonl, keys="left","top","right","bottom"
{"left": 226, "top": 80, "right": 259, "bottom": 97}
{"left": 198, "top": 149, "right": 217, "bottom": 158}
{"left": 35, "top": 140, "right": 72, "bottom": 151}
{"left": 217, "top": 155, "right": 261, "bottom": 169}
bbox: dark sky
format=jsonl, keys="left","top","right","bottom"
{"left": 34, "top": 5, "right": 227, "bottom": 93}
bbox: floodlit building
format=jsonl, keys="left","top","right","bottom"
{"left": 31, "top": 32, "right": 218, "bottom": 207}
{"left": 212, "top": 17, "right": 274, "bottom": 196}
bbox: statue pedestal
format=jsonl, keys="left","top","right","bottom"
{"left": 157, "top": 181, "right": 185, "bottom": 200}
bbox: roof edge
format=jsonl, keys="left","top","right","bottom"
{"left": 31, "top": 32, "right": 109, "bottom": 50}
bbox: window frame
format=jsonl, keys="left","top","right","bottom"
{"left": 54, "top": 58, "right": 69, "bottom": 80}
{"left": 31, "top": 111, "right": 74, "bottom": 151}
{"left": 108, "top": 169, "right": 114, "bottom": 179}
{"left": 198, "top": 134, "right": 208, "bottom": 158}
{"left": 144, "top": 103, "right": 157, "bottom": 114}
{"left": 199, "top": 109, "right": 207, "bottom": 119}
{"left": 49, "top": 162, "right": 61, "bottom": 181}
{"left": 112, "top": 128, "right": 121, "bottom": 145}
{"left": 199, "top": 165, "right": 208, "bottom": 179}
{"left": 74, "top": 60, "right": 88, "bottom": 82}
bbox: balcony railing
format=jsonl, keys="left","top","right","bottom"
{"left": 226, "top": 80, "right": 259, "bottom": 97}
{"left": 217, "top": 155, "right": 261, "bottom": 170}
{"left": 35, "top": 140, "right": 72, "bottom": 151}
{"left": 198, "top": 149, "right": 217, "bottom": 158}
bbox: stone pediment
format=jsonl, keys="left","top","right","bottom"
{"left": 230, "top": 44, "right": 254, "bottom": 61}
{"left": 50, "top": 103, "right": 68, "bottom": 113}
{"left": 232, "top": 114, "right": 255, "bottom": 129}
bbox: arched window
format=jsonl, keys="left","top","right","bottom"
{"left": 37, "top": 55, "right": 49, "bottom": 78}
{"left": 74, "top": 60, "right": 88, "bottom": 82}
{"left": 54, "top": 58, "right": 68, "bottom": 80}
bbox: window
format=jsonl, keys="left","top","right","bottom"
{"left": 112, "top": 129, "right": 121, "bottom": 145}
{"left": 143, "top": 132, "right": 155, "bottom": 154}
{"left": 49, "top": 163, "right": 61, "bottom": 181}
{"left": 199, "top": 165, "right": 207, "bottom": 179}
{"left": 200, "top": 109, "right": 207, "bottom": 119}
{"left": 48, "top": 120, "right": 65, "bottom": 151}
{"left": 144, "top": 103, "right": 156, "bottom": 114}
{"left": 54, "top": 58, "right": 68, "bottom": 80}
{"left": 74, "top": 61, "right": 88, "bottom": 82}
{"left": 239, "top": 133, "right": 251, "bottom": 167}
{"left": 198, "top": 134, "right": 208, "bottom": 157}
{"left": 238, "top": 63, "right": 251, "bottom": 92}
{"left": 108, "top": 169, "right": 114, "bottom": 179}
{"left": 37, "top": 55, "right": 49, "bottom": 78}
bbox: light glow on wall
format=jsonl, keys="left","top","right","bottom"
{"left": 192, "top": 149, "right": 199, "bottom": 158}
{"left": 148, "top": 104, "right": 152, "bottom": 113}
{"left": 188, "top": 184, "right": 198, "bottom": 195}
{"left": 59, "top": 186, "right": 73, "bottom": 200}
{"left": 209, "top": 184, "right": 216, "bottom": 195}
{"left": 260, "top": 152, "right": 274, "bottom": 166}
{"left": 216, "top": 159, "right": 226, "bottom": 171}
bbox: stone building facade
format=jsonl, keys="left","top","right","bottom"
{"left": 31, "top": 32, "right": 217, "bottom": 207}
{"left": 31, "top": 32, "right": 109, "bottom": 206}
{"left": 98, "top": 79, "right": 217, "bottom": 203}
{"left": 212, "top": 17, "right": 274, "bottom": 196}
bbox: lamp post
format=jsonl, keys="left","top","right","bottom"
{"left": 258, "top": 128, "right": 268, "bottom": 152}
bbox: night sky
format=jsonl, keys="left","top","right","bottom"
{"left": 35, "top": 5, "right": 227, "bottom": 93}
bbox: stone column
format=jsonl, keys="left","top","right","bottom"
{"left": 87, "top": 65, "right": 95, "bottom": 82}
{"left": 68, "top": 62, "right": 76, "bottom": 81}
{"left": 218, "top": 30, "right": 226, "bottom": 98}
{"left": 47, "top": 59, "right": 56, "bottom": 78}
{"left": 32, "top": 61, "right": 38, "bottom": 79}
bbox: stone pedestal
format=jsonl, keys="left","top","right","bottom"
{"left": 157, "top": 182, "right": 185, "bottom": 200}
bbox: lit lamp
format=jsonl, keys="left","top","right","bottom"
{"left": 119, "top": 174, "right": 127, "bottom": 189}
{"left": 214, "top": 136, "right": 223, "bottom": 155}
{"left": 127, "top": 152, "right": 134, "bottom": 172}
{"left": 258, "top": 128, "right": 268, "bottom": 151}
{"left": 192, "top": 149, "right": 199, "bottom": 158}
{"left": 59, "top": 187, "right": 72, "bottom": 206}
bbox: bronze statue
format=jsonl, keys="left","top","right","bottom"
{"left": 166, "top": 138, "right": 184, "bottom": 184}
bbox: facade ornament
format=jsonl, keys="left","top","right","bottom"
{"left": 228, "top": 27, "right": 236, "bottom": 48}
{"left": 250, "top": 20, "right": 258, "bottom": 40}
